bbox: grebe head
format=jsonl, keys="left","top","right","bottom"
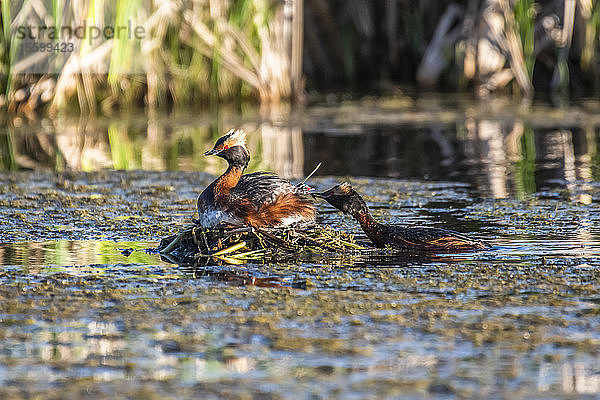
{"left": 204, "top": 129, "right": 249, "bottom": 167}
{"left": 316, "top": 182, "right": 368, "bottom": 215}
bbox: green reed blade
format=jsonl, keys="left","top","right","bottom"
{"left": 52, "top": 0, "right": 62, "bottom": 30}
{"left": 108, "top": 0, "right": 141, "bottom": 87}
{"left": 1, "top": 0, "right": 10, "bottom": 43}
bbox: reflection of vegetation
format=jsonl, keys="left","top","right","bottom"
{"left": 514, "top": 126, "right": 536, "bottom": 198}
{"left": 2, "top": 240, "right": 161, "bottom": 268}
{"left": 0, "top": 115, "right": 271, "bottom": 172}
{"left": 97, "top": 241, "right": 162, "bottom": 265}
{"left": 108, "top": 122, "right": 139, "bottom": 170}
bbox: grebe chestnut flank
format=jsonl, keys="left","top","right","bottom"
{"left": 316, "top": 183, "right": 489, "bottom": 251}
{"left": 197, "top": 129, "right": 316, "bottom": 228}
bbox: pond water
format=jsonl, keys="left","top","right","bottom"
{"left": 1, "top": 97, "right": 600, "bottom": 398}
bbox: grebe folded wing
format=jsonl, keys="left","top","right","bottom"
{"left": 230, "top": 172, "right": 310, "bottom": 207}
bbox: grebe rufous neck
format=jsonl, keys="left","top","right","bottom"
{"left": 316, "top": 182, "right": 489, "bottom": 252}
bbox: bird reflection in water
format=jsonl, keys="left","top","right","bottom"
{"left": 181, "top": 261, "right": 306, "bottom": 289}
{"left": 166, "top": 248, "right": 476, "bottom": 290}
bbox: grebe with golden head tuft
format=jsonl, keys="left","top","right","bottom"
{"left": 197, "top": 129, "right": 316, "bottom": 228}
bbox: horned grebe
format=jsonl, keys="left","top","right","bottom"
{"left": 197, "top": 129, "right": 316, "bottom": 228}
{"left": 316, "top": 183, "right": 489, "bottom": 252}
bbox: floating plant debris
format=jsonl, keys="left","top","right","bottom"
{"left": 157, "top": 224, "right": 366, "bottom": 265}
{"left": 119, "top": 248, "right": 134, "bottom": 256}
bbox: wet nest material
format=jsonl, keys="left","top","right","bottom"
{"left": 156, "top": 225, "right": 366, "bottom": 265}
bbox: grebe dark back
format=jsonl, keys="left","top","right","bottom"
{"left": 197, "top": 129, "right": 316, "bottom": 228}
{"left": 316, "top": 183, "right": 489, "bottom": 252}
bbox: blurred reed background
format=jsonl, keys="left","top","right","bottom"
{"left": 0, "top": 0, "right": 599, "bottom": 115}
{"left": 1, "top": 0, "right": 304, "bottom": 114}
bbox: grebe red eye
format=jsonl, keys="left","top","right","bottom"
{"left": 223, "top": 145, "right": 229, "bottom": 149}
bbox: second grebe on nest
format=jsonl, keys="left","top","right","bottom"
{"left": 197, "top": 129, "right": 316, "bottom": 228}
{"left": 316, "top": 183, "right": 489, "bottom": 252}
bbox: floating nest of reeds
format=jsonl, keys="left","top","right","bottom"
{"left": 156, "top": 225, "right": 366, "bottom": 265}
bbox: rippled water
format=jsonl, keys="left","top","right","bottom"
{"left": 1, "top": 101, "right": 600, "bottom": 398}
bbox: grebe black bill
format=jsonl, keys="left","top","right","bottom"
{"left": 315, "top": 182, "right": 490, "bottom": 252}
{"left": 197, "top": 129, "right": 316, "bottom": 228}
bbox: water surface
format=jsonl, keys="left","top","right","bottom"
{"left": 1, "top": 99, "right": 600, "bottom": 398}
